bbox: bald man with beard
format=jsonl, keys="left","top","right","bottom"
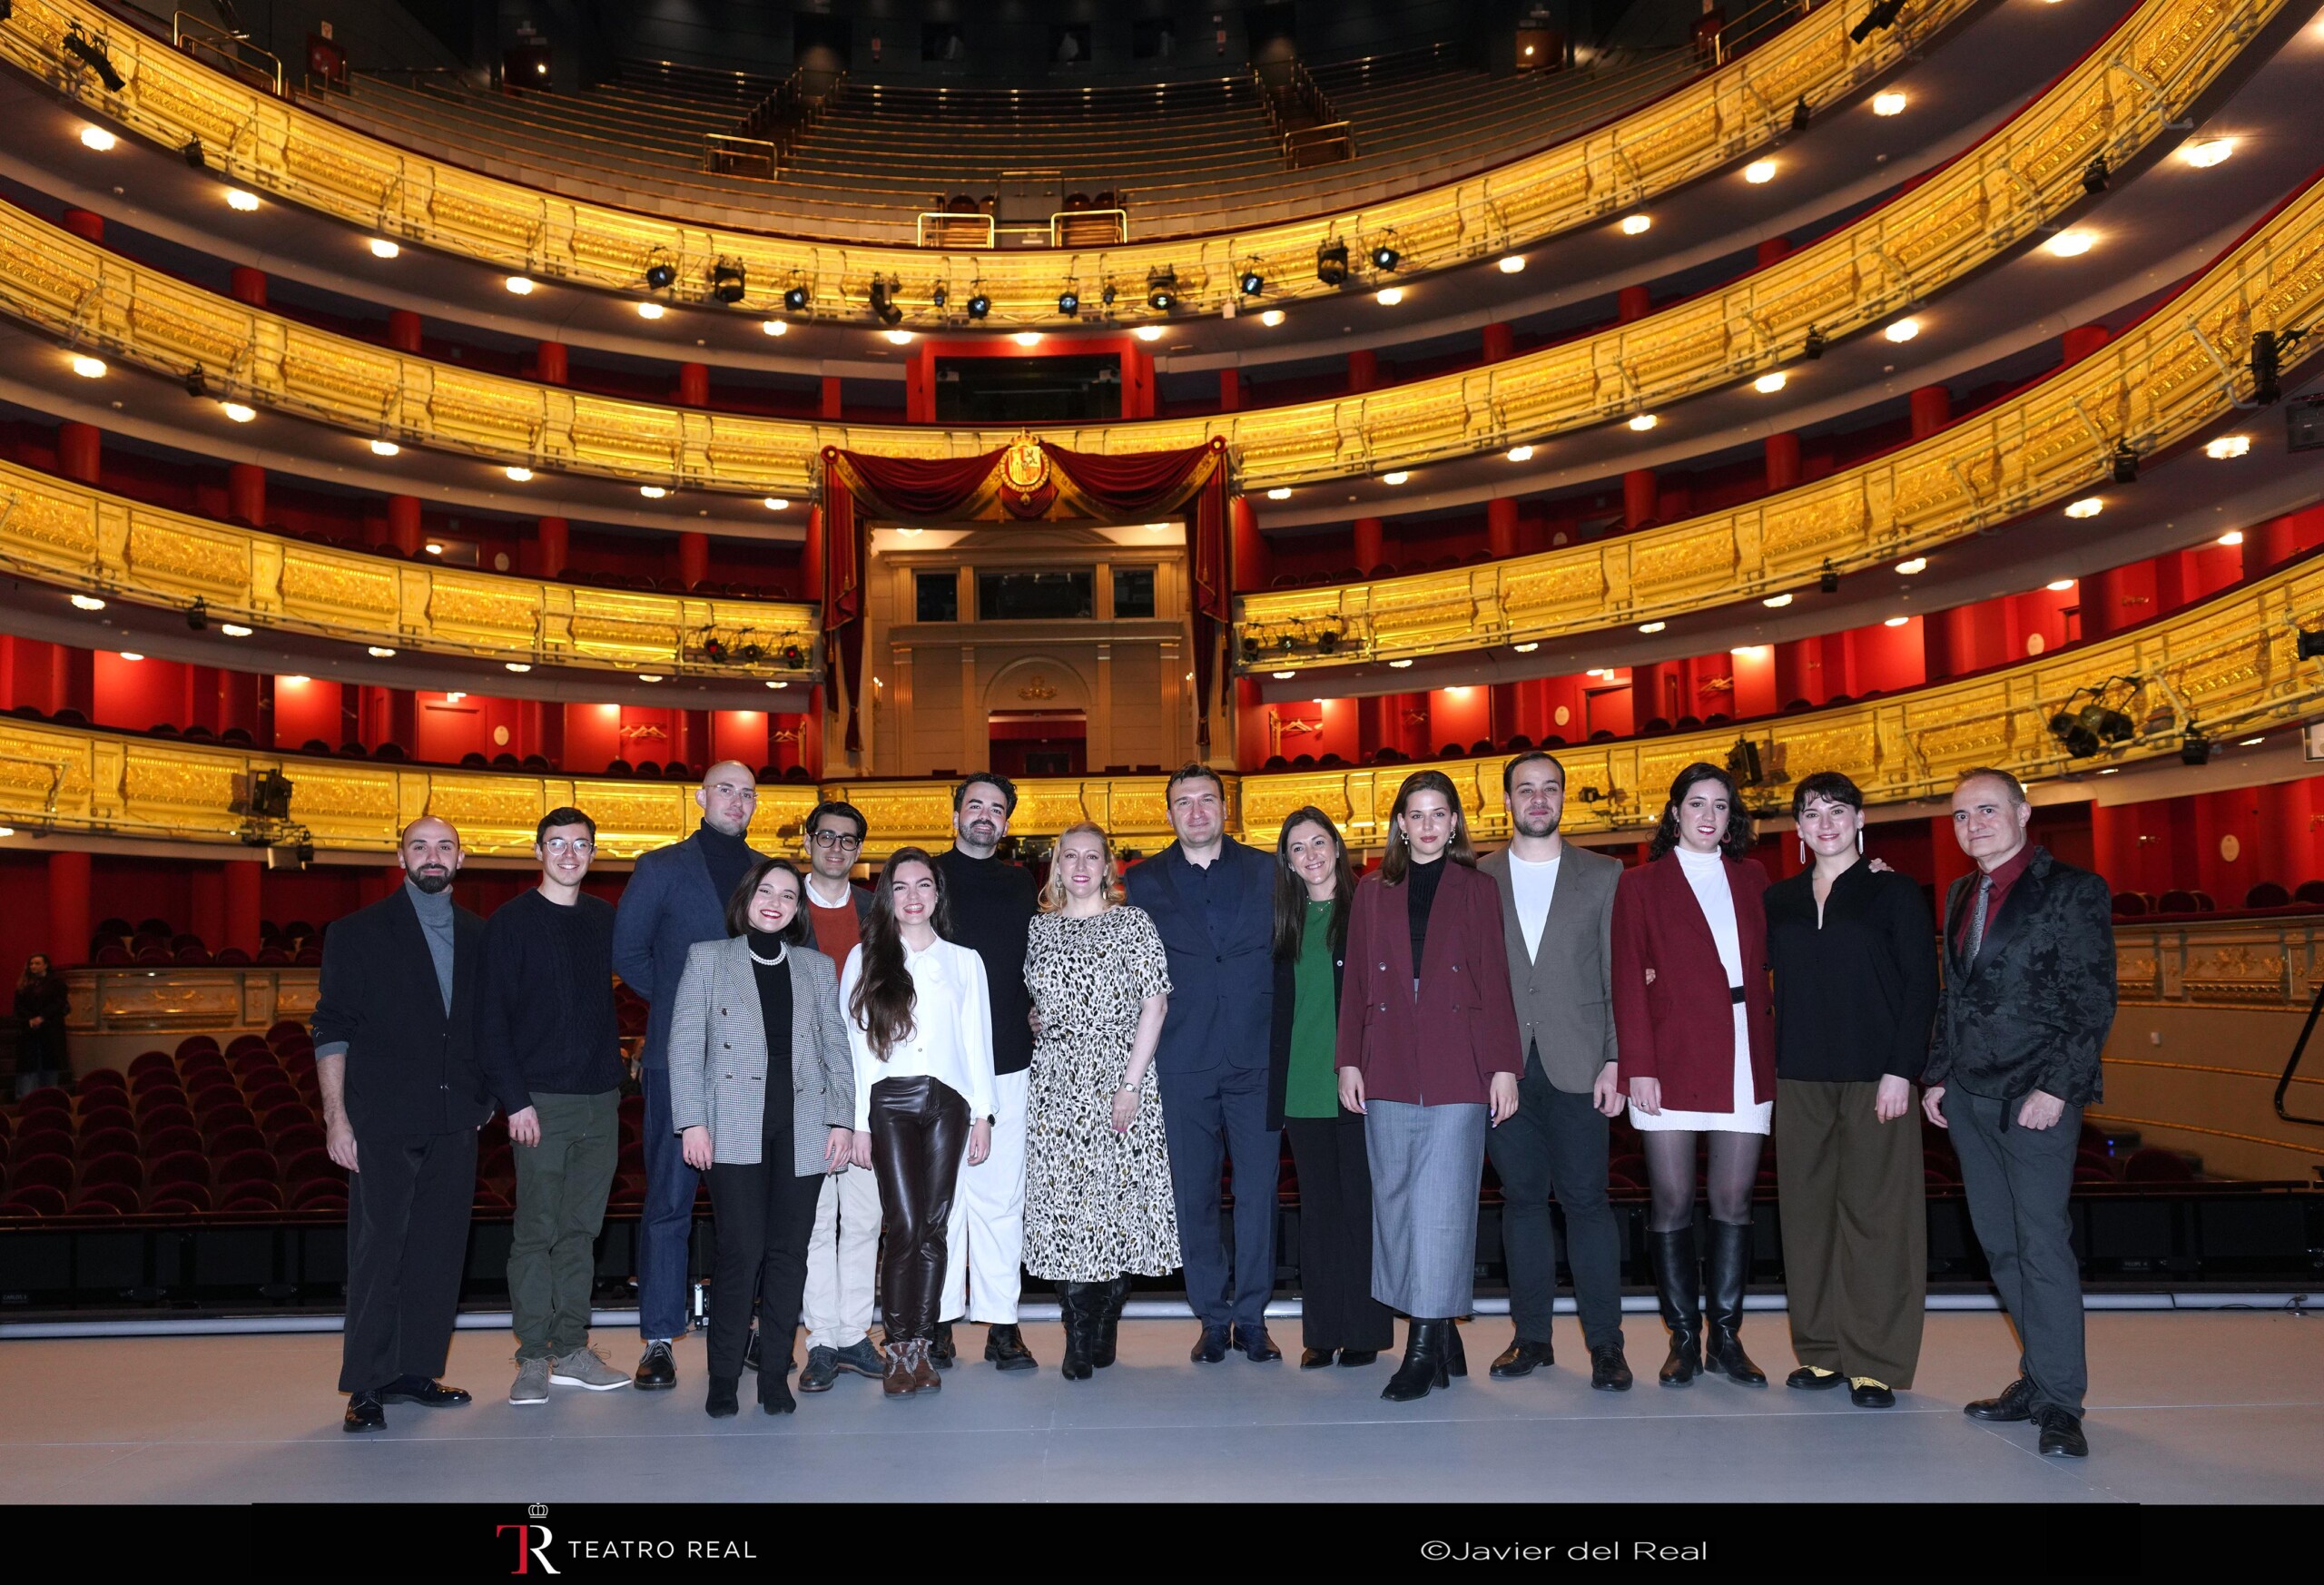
{"left": 316, "top": 816, "right": 494, "bottom": 1432}
{"left": 613, "top": 761, "right": 769, "bottom": 1390}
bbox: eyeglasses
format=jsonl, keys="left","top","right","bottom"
{"left": 542, "top": 838, "right": 595, "bottom": 855}
{"left": 809, "top": 832, "right": 862, "bottom": 851}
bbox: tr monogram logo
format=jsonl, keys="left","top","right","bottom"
{"left": 496, "top": 1515, "right": 560, "bottom": 1575}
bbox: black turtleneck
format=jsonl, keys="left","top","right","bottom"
{"left": 746, "top": 930, "right": 794, "bottom": 1135}
{"left": 697, "top": 821, "right": 756, "bottom": 912}
{"left": 1406, "top": 854, "right": 1446, "bottom": 972}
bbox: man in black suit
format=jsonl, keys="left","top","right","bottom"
{"left": 1124, "top": 763, "right": 1282, "bottom": 1364}
{"left": 315, "top": 816, "right": 493, "bottom": 1432}
{"left": 1923, "top": 767, "right": 2114, "bottom": 1459}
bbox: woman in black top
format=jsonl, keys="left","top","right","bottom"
{"left": 1765, "top": 772, "right": 1938, "bottom": 1409}
{"left": 14, "top": 953, "right": 68, "bottom": 1094}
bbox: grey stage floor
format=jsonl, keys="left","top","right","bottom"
{"left": 1, "top": 1311, "right": 2318, "bottom": 1504}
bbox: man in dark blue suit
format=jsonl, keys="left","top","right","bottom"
{"left": 1124, "top": 763, "right": 1283, "bottom": 1363}
{"left": 612, "top": 761, "right": 765, "bottom": 1390}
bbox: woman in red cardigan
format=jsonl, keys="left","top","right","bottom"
{"left": 1612, "top": 761, "right": 1775, "bottom": 1389}
{"left": 1335, "top": 770, "right": 1522, "bottom": 1403}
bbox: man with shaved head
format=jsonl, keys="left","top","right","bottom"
{"left": 315, "top": 815, "right": 493, "bottom": 1432}
{"left": 614, "top": 760, "right": 768, "bottom": 1390}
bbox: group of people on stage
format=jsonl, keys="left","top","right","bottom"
{"left": 316, "top": 750, "right": 2115, "bottom": 1457}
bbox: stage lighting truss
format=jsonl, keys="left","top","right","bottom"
{"left": 692, "top": 625, "right": 812, "bottom": 671}
{"left": 2045, "top": 674, "right": 2162, "bottom": 761}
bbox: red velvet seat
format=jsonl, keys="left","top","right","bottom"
{"left": 147, "top": 1151, "right": 212, "bottom": 1192}
{"left": 75, "top": 1069, "right": 128, "bottom": 1096}
{"left": 147, "top": 1185, "right": 212, "bottom": 1215}
{"left": 2122, "top": 1147, "right": 2196, "bottom": 1183}
{"left": 18, "top": 1087, "right": 71, "bottom": 1116}
{"left": 289, "top": 1179, "right": 346, "bottom": 1212}
{"left": 272, "top": 1122, "right": 326, "bottom": 1156}
{"left": 213, "top": 1148, "right": 278, "bottom": 1187}
{"left": 11, "top": 1154, "right": 75, "bottom": 1194}
{"left": 141, "top": 1126, "right": 204, "bottom": 1160}
{"left": 14, "top": 1130, "right": 74, "bottom": 1165}
{"left": 281, "top": 1147, "right": 340, "bottom": 1186}
{"left": 78, "top": 1127, "right": 141, "bottom": 1162}
{"left": 72, "top": 1182, "right": 142, "bottom": 1214}
{"left": 207, "top": 1125, "right": 269, "bottom": 1157}
{"left": 222, "top": 1182, "right": 284, "bottom": 1212}
{"left": 1, "top": 1185, "right": 67, "bottom": 1216}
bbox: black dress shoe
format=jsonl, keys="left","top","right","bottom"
{"left": 2034, "top": 1405, "right": 2089, "bottom": 1457}
{"left": 1589, "top": 1343, "right": 1634, "bottom": 1392}
{"left": 1965, "top": 1376, "right": 2036, "bottom": 1423}
{"left": 798, "top": 1348, "right": 839, "bottom": 1393}
{"left": 1490, "top": 1338, "right": 1553, "bottom": 1379}
{"left": 1787, "top": 1365, "right": 1846, "bottom": 1391}
{"left": 984, "top": 1324, "right": 1039, "bottom": 1371}
{"left": 379, "top": 1376, "right": 471, "bottom": 1406}
{"left": 634, "top": 1341, "right": 676, "bottom": 1391}
{"left": 929, "top": 1322, "right": 957, "bottom": 1370}
{"left": 1190, "top": 1323, "right": 1231, "bottom": 1363}
{"left": 342, "top": 1392, "right": 385, "bottom": 1432}
{"left": 704, "top": 1375, "right": 739, "bottom": 1419}
{"left": 1849, "top": 1378, "right": 1896, "bottom": 1409}
{"left": 1336, "top": 1349, "right": 1381, "bottom": 1367}
{"left": 1233, "top": 1323, "right": 1282, "bottom": 1363}
{"left": 1300, "top": 1347, "right": 1336, "bottom": 1369}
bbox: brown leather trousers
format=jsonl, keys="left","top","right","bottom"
{"left": 867, "top": 1075, "right": 970, "bottom": 1342}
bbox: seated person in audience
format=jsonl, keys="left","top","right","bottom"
{"left": 479, "top": 806, "right": 632, "bottom": 1405}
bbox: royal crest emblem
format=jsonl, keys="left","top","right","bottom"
{"left": 1000, "top": 433, "right": 1049, "bottom": 495}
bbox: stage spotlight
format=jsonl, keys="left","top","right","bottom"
{"left": 1100, "top": 283, "right": 1118, "bottom": 308}
{"left": 1848, "top": 0, "right": 1903, "bottom": 44}
{"left": 1146, "top": 267, "right": 1178, "bottom": 312}
{"left": 1790, "top": 96, "right": 1811, "bottom": 133}
{"left": 2047, "top": 708, "right": 2101, "bottom": 759}
{"left": 184, "top": 365, "right": 208, "bottom": 399}
{"left": 644, "top": 251, "right": 677, "bottom": 291}
{"left": 783, "top": 282, "right": 810, "bottom": 313}
{"left": 182, "top": 136, "right": 204, "bottom": 170}
{"left": 2181, "top": 730, "right": 2212, "bottom": 766}
{"left": 870, "top": 276, "right": 902, "bottom": 326}
{"left": 967, "top": 290, "right": 990, "bottom": 320}
{"left": 1371, "top": 242, "right": 1400, "bottom": 272}
{"left": 2111, "top": 439, "right": 2140, "bottom": 485}
{"left": 931, "top": 283, "right": 949, "bottom": 310}
{"left": 185, "top": 598, "right": 208, "bottom": 633}
{"left": 2082, "top": 157, "right": 2109, "bottom": 194}
{"left": 1058, "top": 286, "right": 1080, "bottom": 316}
{"left": 2250, "top": 328, "right": 2308, "bottom": 405}
{"left": 2296, "top": 627, "right": 2324, "bottom": 661}
{"left": 1241, "top": 635, "right": 1261, "bottom": 664}
{"left": 1819, "top": 563, "right": 1840, "bottom": 595}
{"left": 709, "top": 260, "right": 746, "bottom": 304}
{"left": 1316, "top": 239, "right": 1350, "bottom": 287}
{"left": 64, "top": 25, "right": 125, "bottom": 92}
{"left": 1239, "top": 267, "right": 1265, "bottom": 297}
{"left": 1803, "top": 326, "right": 1827, "bottom": 360}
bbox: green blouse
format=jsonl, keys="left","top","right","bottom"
{"left": 1284, "top": 899, "right": 1342, "bottom": 1119}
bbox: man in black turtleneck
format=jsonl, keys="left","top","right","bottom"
{"left": 315, "top": 816, "right": 492, "bottom": 1432}
{"left": 931, "top": 773, "right": 1040, "bottom": 1372}
{"left": 613, "top": 761, "right": 766, "bottom": 1391}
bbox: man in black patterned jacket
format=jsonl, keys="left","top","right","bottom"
{"left": 1922, "top": 766, "right": 2114, "bottom": 1461}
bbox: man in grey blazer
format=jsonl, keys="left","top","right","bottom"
{"left": 1477, "top": 751, "right": 1635, "bottom": 1391}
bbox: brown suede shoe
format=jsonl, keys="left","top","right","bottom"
{"left": 909, "top": 1337, "right": 941, "bottom": 1394}
{"left": 882, "top": 1340, "right": 920, "bottom": 1400}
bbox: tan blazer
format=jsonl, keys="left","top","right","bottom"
{"left": 1477, "top": 843, "right": 1621, "bottom": 1093}
{"left": 665, "top": 937, "right": 855, "bottom": 1176}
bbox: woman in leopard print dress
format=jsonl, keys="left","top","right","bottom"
{"left": 1021, "top": 822, "right": 1178, "bottom": 1380}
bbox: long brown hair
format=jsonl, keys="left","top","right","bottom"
{"left": 1272, "top": 807, "right": 1355, "bottom": 960}
{"left": 1648, "top": 761, "right": 1756, "bottom": 860}
{"left": 1379, "top": 769, "right": 1476, "bottom": 883}
{"left": 848, "top": 847, "right": 952, "bottom": 1060}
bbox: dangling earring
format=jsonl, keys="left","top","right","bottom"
{"left": 1856, "top": 830, "right": 1865, "bottom": 855}
{"left": 1797, "top": 836, "right": 1807, "bottom": 865}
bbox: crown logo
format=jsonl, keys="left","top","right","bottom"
{"left": 527, "top": 1503, "right": 549, "bottom": 1520}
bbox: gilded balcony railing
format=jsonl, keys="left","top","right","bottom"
{"left": 3, "top": 546, "right": 2318, "bottom": 858}
{"left": 0, "top": 458, "right": 822, "bottom": 679}
{"left": 0, "top": 0, "right": 2277, "bottom": 498}
{"left": 0, "top": 0, "right": 1983, "bottom": 322}
{"left": 1237, "top": 167, "right": 2324, "bottom": 670}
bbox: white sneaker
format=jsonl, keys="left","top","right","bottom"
{"left": 549, "top": 1345, "right": 631, "bottom": 1391}
{"left": 509, "top": 1357, "right": 551, "bottom": 1404}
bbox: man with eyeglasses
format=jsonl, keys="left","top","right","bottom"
{"left": 479, "top": 807, "right": 630, "bottom": 1403}
{"left": 614, "top": 761, "right": 767, "bottom": 1391}
{"left": 794, "top": 799, "right": 885, "bottom": 1392}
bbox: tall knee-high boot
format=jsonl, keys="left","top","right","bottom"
{"left": 1382, "top": 1318, "right": 1452, "bottom": 1403}
{"left": 1058, "top": 1282, "right": 1096, "bottom": 1382}
{"left": 1091, "top": 1274, "right": 1131, "bottom": 1369}
{"left": 1649, "top": 1227, "right": 1702, "bottom": 1387}
{"left": 1702, "top": 1220, "right": 1768, "bottom": 1386}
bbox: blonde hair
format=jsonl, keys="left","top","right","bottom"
{"left": 1039, "top": 822, "right": 1128, "bottom": 912}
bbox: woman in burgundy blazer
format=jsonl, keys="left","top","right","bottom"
{"left": 1335, "top": 770, "right": 1521, "bottom": 1403}
{"left": 1611, "top": 761, "right": 1776, "bottom": 1389}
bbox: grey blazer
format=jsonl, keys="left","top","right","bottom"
{"left": 1478, "top": 843, "right": 1621, "bottom": 1093}
{"left": 665, "top": 937, "right": 855, "bottom": 1175}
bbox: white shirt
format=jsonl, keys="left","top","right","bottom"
{"left": 1674, "top": 845, "right": 1743, "bottom": 988}
{"left": 1508, "top": 852, "right": 1562, "bottom": 961}
{"left": 839, "top": 937, "right": 997, "bottom": 1130}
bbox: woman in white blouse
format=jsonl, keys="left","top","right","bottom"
{"left": 839, "top": 846, "right": 996, "bottom": 1400}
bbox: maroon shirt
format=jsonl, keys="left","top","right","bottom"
{"left": 1953, "top": 842, "right": 2036, "bottom": 953}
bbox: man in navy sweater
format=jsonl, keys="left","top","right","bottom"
{"left": 480, "top": 806, "right": 630, "bottom": 1405}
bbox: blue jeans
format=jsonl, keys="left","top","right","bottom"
{"left": 637, "top": 1065, "right": 698, "bottom": 1341}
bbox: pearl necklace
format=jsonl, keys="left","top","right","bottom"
{"left": 746, "top": 940, "right": 789, "bottom": 967}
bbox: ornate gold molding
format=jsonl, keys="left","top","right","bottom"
{"left": 5, "top": 547, "right": 2318, "bottom": 858}
{"left": 1240, "top": 164, "right": 2324, "bottom": 666}
{"left": 2, "top": 0, "right": 1975, "bottom": 320}
{"left": 0, "top": 456, "right": 822, "bottom": 677}
{"left": 0, "top": 0, "right": 2272, "bottom": 495}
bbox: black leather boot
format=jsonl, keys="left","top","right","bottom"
{"left": 1058, "top": 1283, "right": 1095, "bottom": 1382}
{"left": 1702, "top": 1219, "right": 1768, "bottom": 1385}
{"left": 1649, "top": 1227, "right": 1702, "bottom": 1387}
{"left": 1091, "top": 1274, "right": 1131, "bottom": 1369}
{"left": 1443, "top": 1319, "right": 1467, "bottom": 1379}
{"left": 1381, "top": 1319, "right": 1451, "bottom": 1403}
